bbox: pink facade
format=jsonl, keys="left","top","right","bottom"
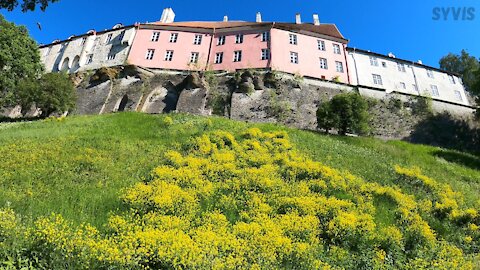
{"left": 127, "top": 22, "right": 349, "bottom": 82}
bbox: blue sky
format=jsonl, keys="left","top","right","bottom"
{"left": 1, "top": 0, "right": 479, "bottom": 68}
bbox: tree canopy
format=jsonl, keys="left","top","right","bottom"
{"left": 0, "top": 0, "right": 59, "bottom": 12}
{"left": 439, "top": 50, "right": 480, "bottom": 92}
{"left": 0, "top": 14, "right": 43, "bottom": 107}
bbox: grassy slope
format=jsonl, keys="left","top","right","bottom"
{"left": 0, "top": 112, "right": 479, "bottom": 229}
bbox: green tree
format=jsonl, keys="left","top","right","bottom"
{"left": 439, "top": 50, "right": 480, "bottom": 92}
{"left": 0, "top": 15, "right": 43, "bottom": 107}
{"left": 317, "top": 92, "right": 370, "bottom": 136}
{"left": 0, "top": 0, "right": 59, "bottom": 12}
{"left": 18, "top": 73, "right": 76, "bottom": 117}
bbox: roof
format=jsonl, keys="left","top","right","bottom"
{"left": 146, "top": 21, "right": 347, "bottom": 42}
{"left": 346, "top": 47, "right": 461, "bottom": 77}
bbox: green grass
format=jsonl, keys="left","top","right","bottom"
{"left": 0, "top": 112, "right": 479, "bottom": 229}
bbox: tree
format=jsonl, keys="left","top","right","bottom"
{"left": 317, "top": 92, "right": 370, "bottom": 136}
{"left": 439, "top": 50, "right": 480, "bottom": 92}
{"left": 18, "top": 72, "right": 76, "bottom": 117}
{"left": 0, "top": 0, "right": 59, "bottom": 12}
{"left": 0, "top": 15, "right": 43, "bottom": 107}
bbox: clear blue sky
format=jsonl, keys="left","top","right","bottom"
{"left": 1, "top": 0, "right": 479, "bottom": 68}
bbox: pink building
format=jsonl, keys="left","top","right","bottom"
{"left": 127, "top": 14, "right": 350, "bottom": 83}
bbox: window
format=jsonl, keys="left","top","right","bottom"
{"left": 233, "top": 50, "right": 242, "bottom": 62}
{"left": 373, "top": 74, "right": 383, "bottom": 85}
{"left": 44, "top": 47, "right": 52, "bottom": 56}
{"left": 81, "top": 37, "right": 87, "bottom": 45}
{"left": 319, "top": 58, "right": 328, "bottom": 69}
{"left": 118, "top": 31, "right": 125, "bottom": 41}
{"left": 215, "top": 52, "right": 223, "bottom": 64}
{"left": 289, "top": 34, "right": 297, "bottom": 45}
{"left": 145, "top": 49, "right": 155, "bottom": 60}
{"left": 335, "top": 61, "right": 344, "bottom": 73}
{"left": 164, "top": 50, "right": 174, "bottom": 61}
{"left": 449, "top": 75, "right": 456, "bottom": 84}
{"left": 397, "top": 63, "right": 406, "bottom": 72}
{"left": 190, "top": 52, "right": 199, "bottom": 63}
{"left": 333, "top": 44, "right": 341, "bottom": 54}
{"left": 235, "top": 34, "right": 243, "bottom": 44}
{"left": 317, "top": 40, "right": 326, "bottom": 51}
{"left": 381, "top": 62, "right": 387, "bottom": 68}
{"left": 217, "top": 36, "right": 225, "bottom": 46}
{"left": 430, "top": 85, "right": 439, "bottom": 96}
{"left": 413, "top": 84, "right": 418, "bottom": 91}
{"left": 105, "top": 33, "right": 113, "bottom": 43}
{"left": 261, "top": 32, "right": 270, "bottom": 42}
{"left": 290, "top": 52, "right": 299, "bottom": 64}
{"left": 261, "top": 49, "right": 270, "bottom": 60}
{"left": 60, "top": 42, "right": 68, "bottom": 52}
{"left": 169, "top": 33, "right": 178, "bottom": 43}
{"left": 399, "top": 82, "right": 406, "bottom": 89}
{"left": 194, "top": 34, "right": 202, "bottom": 45}
{"left": 151, "top": 32, "right": 160, "bottom": 42}
{"left": 85, "top": 54, "right": 94, "bottom": 65}
{"left": 370, "top": 56, "right": 378, "bottom": 66}
{"left": 427, "top": 70, "right": 434, "bottom": 78}
{"left": 454, "top": 90, "right": 463, "bottom": 101}
{"left": 107, "top": 53, "right": 116, "bottom": 60}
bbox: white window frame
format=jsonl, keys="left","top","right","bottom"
{"left": 318, "top": 40, "right": 326, "bottom": 51}
{"left": 397, "top": 63, "right": 406, "bottom": 72}
{"left": 145, "top": 49, "right": 155, "bottom": 60}
{"left": 107, "top": 53, "right": 116, "bottom": 61}
{"left": 333, "top": 44, "right": 341, "bottom": 55}
{"left": 85, "top": 54, "right": 94, "bottom": 65}
{"left": 233, "top": 50, "right": 242, "bottom": 62}
{"left": 319, "top": 58, "right": 328, "bottom": 69}
{"left": 169, "top": 33, "right": 178, "bottom": 43}
{"left": 190, "top": 52, "right": 199, "bottom": 63}
{"left": 370, "top": 56, "right": 379, "bottom": 66}
{"left": 289, "top": 34, "right": 298, "bottom": 45}
{"left": 217, "top": 36, "right": 225, "bottom": 46}
{"left": 44, "top": 47, "right": 52, "bottom": 56}
{"left": 335, "top": 61, "right": 344, "bottom": 73}
{"left": 81, "top": 37, "right": 87, "bottom": 45}
{"left": 151, "top": 32, "right": 160, "bottom": 42}
{"left": 381, "top": 62, "right": 387, "bottom": 68}
{"left": 399, "top": 82, "right": 406, "bottom": 89}
{"left": 235, "top": 34, "right": 243, "bottom": 44}
{"left": 373, "top": 74, "right": 383, "bottom": 85}
{"left": 194, "top": 34, "right": 202, "bottom": 45}
{"left": 430, "top": 85, "right": 439, "bottom": 97}
{"left": 261, "top": 49, "right": 270, "bottom": 60}
{"left": 215, "top": 52, "right": 223, "bottom": 64}
{"left": 427, "top": 70, "right": 434, "bottom": 78}
{"left": 261, "top": 32, "right": 270, "bottom": 42}
{"left": 290, "top": 52, "right": 299, "bottom": 64}
{"left": 449, "top": 75, "right": 456, "bottom": 84}
{"left": 164, "top": 50, "right": 174, "bottom": 61}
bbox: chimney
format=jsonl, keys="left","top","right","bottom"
{"left": 223, "top": 15, "right": 228, "bottom": 22}
{"left": 160, "top": 8, "right": 175, "bottom": 23}
{"left": 388, "top": 52, "right": 396, "bottom": 58}
{"left": 313, "top": 14, "right": 320, "bottom": 25}
{"left": 256, "top": 12, "right": 262, "bottom": 23}
{"left": 418, "top": 60, "right": 423, "bottom": 64}
{"left": 295, "top": 13, "right": 301, "bottom": 24}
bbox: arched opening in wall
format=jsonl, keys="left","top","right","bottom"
{"left": 71, "top": 56, "right": 80, "bottom": 73}
{"left": 60, "top": 57, "right": 70, "bottom": 71}
{"left": 117, "top": 95, "right": 129, "bottom": 112}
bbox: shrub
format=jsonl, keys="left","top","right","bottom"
{"left": 316, "top": 92, "right": 370, "bottom": 135}
{"left": 411, "top": 95, "right": 433, "bottom": 116}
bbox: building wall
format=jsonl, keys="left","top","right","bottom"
{"left": 347, "top": 50, "right": 470, "bottom": 106}
{"left": 127, "top": 28, "right": 212, "bottom": 71}
{"left": 39, "top": 27, "right": 136, "bottom": 73}
{"left": 209, "top": 28, "right": 271, "bottom": 71}
{"left": 270, "top": 28, "right": 349, "bottom": 83}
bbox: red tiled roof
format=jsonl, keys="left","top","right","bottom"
{"left": 146, "top": 21, "right": 347, "bottom": 42}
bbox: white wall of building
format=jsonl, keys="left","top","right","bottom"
{"left": 347, "top": 49, "right": 470, "bottom": 106}
{"left": 39, "top": 26, "right": 136, "bottom": 74}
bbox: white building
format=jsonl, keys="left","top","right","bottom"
{"left": 39, "top": 24, "right": 137, "bottom": 73}
{"left": 346, "top": 48, "right": 470, "bottom": 106}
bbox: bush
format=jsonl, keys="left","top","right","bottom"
{"left": 316, "top": 92, "right": 370, "bottom": 135}
{"left": 17, "top": 72, "right": 76, "bottom": 117}
{"left": 411, "top": 95, "right": 433, "bottom": 116}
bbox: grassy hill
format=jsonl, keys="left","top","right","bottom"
{"left": 0, "top": 113, "right": 479, "bottom": 269}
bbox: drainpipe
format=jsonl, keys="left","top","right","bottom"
{"left": 350, "top": 48, "right": 360, "bottom": 85}
{"left": 410, "top": 62, "right": 420, "bottom": 95}
{"left": 342, "top": 43, "right": 351, "bottom": 84}
{"left": 267, "top": 23, "right": 274, "bottom": 70}
{"left": 205, "top": 28, "right": 215, "bottom": 71}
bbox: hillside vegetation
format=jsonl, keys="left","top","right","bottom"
{"left": 0, "top": 113, "right": 479, "bottom": 269}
